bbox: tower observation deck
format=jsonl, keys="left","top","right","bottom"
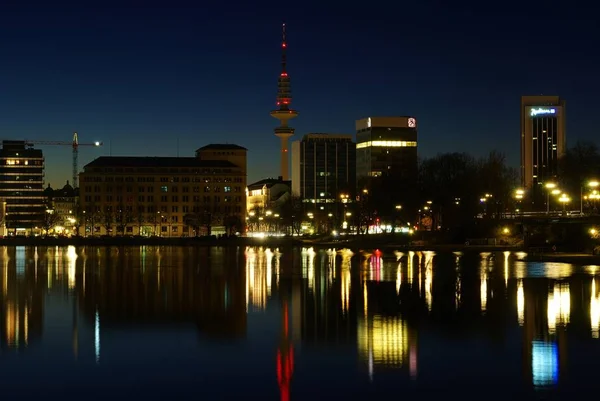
{"left": 270, "top": 23, "right": 298, "bottom": 181}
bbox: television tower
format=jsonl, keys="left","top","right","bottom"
{"left": 270, "top": 23, "right": 298, "bottom": 181}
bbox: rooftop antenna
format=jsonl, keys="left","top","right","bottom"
{"left": 177, "top": 138, "right": 180, "bottom": 157}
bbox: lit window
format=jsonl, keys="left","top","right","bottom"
{"left": 356, "top": 141, "right": 417, "bottom": 149}
{"left": 161, "top": 186, "right": 168, "bottom": 192}
{"left": 224, "top": 186, "right": 231, "bottom": 192}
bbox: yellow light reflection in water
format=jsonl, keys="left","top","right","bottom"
{"left": 302, "top": 247, "right": 316, "bottom": 290}
{"left": 265, "top": 248, "right": 273, "bottom": 296}
{"left": 245, "top": 247, "right": 268, "bottom": 311}
{"left": 340, "top": 251, "right": 351, "bottom": 315}
{"left": 591, "top": 278, "right": 600, "bottom": 338}
{"left": 480, "top": 253, "right": 489, "bottom": 313}
{"left": 358, "top": 315, "right": 409, "bottom": 378}
{"left": 423, "top": 251, "right": 434, "bottom": 311}
{"left": 547, "top": 283, "right": 570, "bottom": 334}
{"left": 407, "top": 251, "right": 414, "bottom": 285}
{"left": 67, "top": 246, "right": 77, "bottom": 290}
{"left": 517, "top": 280, "right": 525, "bottom": 326}
{"left": 504, "top": 251, "right": 510, "bottom": 287}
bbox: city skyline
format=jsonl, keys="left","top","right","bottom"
{"left": 0, "top": 1, "right": 597, "bottom": 188}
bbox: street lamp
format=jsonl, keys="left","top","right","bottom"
{"left": 582, "top": 180, "right": 600, "bottom": 214}
{"left": 558, "top": 193, "right": 571, "bottom": 214}
{"left": 545, "top": 183, "right": 557, "bottom": 214}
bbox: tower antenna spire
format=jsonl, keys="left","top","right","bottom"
{"left": 271, "top": 22, "right": 298, "bottom": 181}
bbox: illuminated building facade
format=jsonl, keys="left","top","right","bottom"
{"left": 0, "top": 141, "right": 46, "bottom": 235}
{"left": 78, "top": 144, "right": 246, "bottom": 237}
{"left": 356, "top": 117, "right": 418, "bottom": 183}
{"left": 45, "top": 181, "right": 79, "bottom": 235}
{"left": 291, "top": 134, "right": 356, "bottom": 203}
{"left": 355, "top": 117, "right": 418, "bottom": 216}
{"left": 270, "top": 23, "right": 298, "bottom": 181}
{"left": 246, "top": 177, "right": 291, "bottom": 213}
{"left": 520, "top": 96, "right": 566, "bottom": 190}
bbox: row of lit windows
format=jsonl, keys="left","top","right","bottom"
{"left": 84, "top": 205, "right": 242, "bottom": 215}
{"left": 82, "top": 185, "right": 242, "bottom": 194}
{"left": 356, "top": 141, "right": 417, "bottom": 149}
{"left": 80, "top": 175, "right": 244, "bottom": 183}
{"left": 82, "top": 195, "right": 243, "bottom": 204}
{"left": 2, "top": 159, "right": 43, "bottom": 166}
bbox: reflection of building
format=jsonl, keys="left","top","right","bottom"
{"left": 298, "top": 249, "right": 358, "bottom": 344}
{"left": 77, "top": 247, "right": 247, "bottom": 339}
{"left": 246, "top": 178, "right": 291, "bottom": 213}
{"left": 520, "top": 279, "right": 568, "bottom": 389}
{"left": 78, "top": 145, "right": 247, "bottom": 237}
{"left": 0, "top": 141, "right": 46, "bottom": 235}
{"left": 277, "top": 301, "right": 294, "bottom": 401}
{"left": 245, "top": 247, "right": 279, "bottom": 312}
{"left": 0, "top": 246, "right": 45, "bottom": 350}
{"left": 520, "top": 96, "right": 566, "bottom": 191}
{"left": 291, "top": 134, "right": 356, "bottom": 203}
{"left": 358, "top": 278, "right": 417, "bottom": 379}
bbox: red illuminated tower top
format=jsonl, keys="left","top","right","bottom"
{"left": 271, "top": 23, "right": 298, "bottom": 122}
{"left": 271, "top": 23, "right": 297, "bottom": 182}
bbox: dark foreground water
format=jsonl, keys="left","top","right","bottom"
{"left": 1, "top": 246, "right": 599, "bottom": 400}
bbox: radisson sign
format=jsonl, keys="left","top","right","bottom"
{"left": 530, "top": 107, "right": 556, "bottom": 117}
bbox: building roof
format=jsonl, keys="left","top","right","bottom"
{"left": 196, "top": 144, "right": 247, "bottom": 151}
{"left": 301, "top": 133, "right": 353, "bottom": 141}
{"left": 247, "top": 178, "right": 291, "bottom": 191}
{"left": 84, "top": 156, "right": 238, "bottom": 169}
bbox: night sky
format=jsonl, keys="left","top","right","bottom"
{"left": 0, "top": 1, "right": 597, "bottom": 187}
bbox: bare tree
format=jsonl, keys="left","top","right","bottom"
{"left": 101, "top": 209, "right": 114, "bottom": 236}
{"left": 115, "top": 204, "right": 134, "bottom": 235}
{"left": 42, "top": 210, "right": 61, "bottom": 236}
{"left": 135, "top": 207, "right": 145, "bottom": 236}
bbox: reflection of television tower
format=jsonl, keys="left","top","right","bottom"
{"left": 270, "top": 23, "right": 298, "bottom": 181}
{"left": 277, "top": 300, "right": 294, "bottom": 401}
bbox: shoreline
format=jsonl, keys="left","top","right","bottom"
{"left": 0, "top": 236, "right": 520, "bottom": 252}
{"left": 1, "top": 237, "right": 598, "bottom": 263}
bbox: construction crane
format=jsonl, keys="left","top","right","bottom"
{"left": 1, "top": 132, "right": 103, "bottom": 188}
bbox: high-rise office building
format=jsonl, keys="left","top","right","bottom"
{"left": 355, "top": 117, "right": 418, "bottom": 215}
{"left": 520, "top": 96, "right": 566, "bottom": 190}
{"left": 0, "top": 141, "right": 46, "bottom": 234}
{"left": 291, "top": 134, "right": 356, "bottom": 203}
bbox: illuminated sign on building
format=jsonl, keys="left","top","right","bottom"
{"left": 530, "top": 108, "right": 556, "bottom": 117}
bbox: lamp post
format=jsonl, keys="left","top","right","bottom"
{"left": 545, "top": 183, "right": 557, "bottom": 214}
{"left": 582, "top": 180, "right": 600, "bottom": 215}
{"left": 558, "top": 193, "right": 571, "bottom": 215}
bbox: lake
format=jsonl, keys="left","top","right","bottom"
{"left": 1, "top": 245, "right": 599, "bottom": 400}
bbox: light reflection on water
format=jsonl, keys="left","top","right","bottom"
{"left": 0, "top": 246, "right": 600, "bottom": 398}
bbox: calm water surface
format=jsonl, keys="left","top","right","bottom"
{"left": 1, "top": 246, "right": 600, "bottom": 400}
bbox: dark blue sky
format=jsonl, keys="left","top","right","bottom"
{"left": 0, "top": 0, "right": 597, "bottom": 187}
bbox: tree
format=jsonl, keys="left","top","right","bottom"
{"left": 115, "top": 205, "right": 133, "bottom": 235}
{"left": 184, "top": 213, "right": 202, "bottom": 236}
{"left": 42, "top": 210, "right": 61, "bottom": 236}
{"left": 419, "top": 152, "right": 479, "bottom": 229}
{"left": 280, "top": 195, "right": 304, "bottom": 235}
{"left": 135, "top": 207, "right": 145, "bottom": 236}
{"left": 559, "top": 141, "right": 600, "bottom": 210}
{"left": 224, "top": 214, "right": 242, "bottom": 236}
{"left": 476, "top": 151, "right": 519, "bottom": 218}
{"left": 101, "top": 209, "right": 114, "bottom": 236}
